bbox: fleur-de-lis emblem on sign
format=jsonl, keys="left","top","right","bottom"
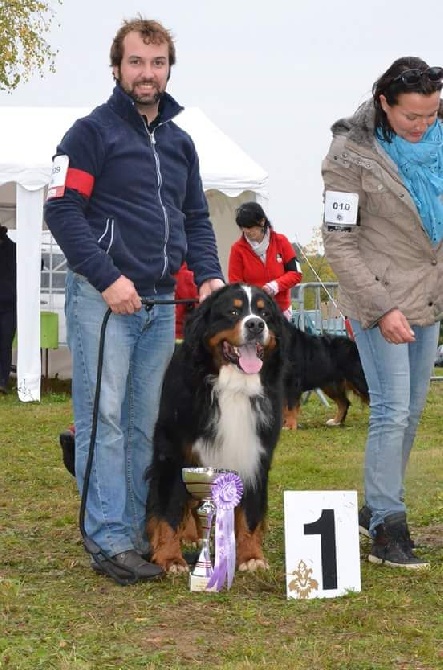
{"left": 288, "top": 560, "right": 319, "bottom": 599}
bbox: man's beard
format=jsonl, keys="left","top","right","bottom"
{"left": 128, "top": 88, "right": 162, "bottom": 106}
{"left": 119, "top": 78, "right": 162, "bottom": 107}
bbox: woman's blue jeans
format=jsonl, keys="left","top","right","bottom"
{"left": 65, "top": 271, "right": 175, "bottom": 556}
{"left": 350, "top": 318, "right": 439, "bottom": 533}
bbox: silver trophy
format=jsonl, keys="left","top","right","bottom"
{"left": 182, "top": 467, "right": 232, "bottom": 592}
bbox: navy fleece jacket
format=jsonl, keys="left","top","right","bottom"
{"left": 44, "top": 85, "right": 223, "bottom": 294}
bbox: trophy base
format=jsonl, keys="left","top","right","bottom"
{"left": 189, "top": 574, "right": 217, "bottom": 592}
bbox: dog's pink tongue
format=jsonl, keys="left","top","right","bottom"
{"left": 238, "top": 345, "right": 263, "bottom": 374}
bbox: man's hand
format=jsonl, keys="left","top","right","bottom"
{"left": 378, "top": 309, "right": 415, "bottom": 344}
{"left": 102, "top": 276, "right": 142, "bottom": 314}
{"left": 198, "top": 278, "right": 225, "bottom": 302}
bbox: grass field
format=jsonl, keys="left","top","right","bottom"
{"left": 1, "top": 376, "right": 443, "bottom": 670}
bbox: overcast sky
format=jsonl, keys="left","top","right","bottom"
{"left": 2, "top": 0, "right": 443, "bottom": 245}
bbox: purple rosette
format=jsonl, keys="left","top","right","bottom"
{"left": 207, "top": 472, "right": 243, "bottom": 591}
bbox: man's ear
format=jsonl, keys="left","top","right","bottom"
{"left": 112, "top": 65, "right": 120, "bottom": 82}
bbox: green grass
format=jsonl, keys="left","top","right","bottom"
{"left": 1, "top": 378, "right": 443, "bottom": 669}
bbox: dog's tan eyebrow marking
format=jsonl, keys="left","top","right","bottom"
{"left": 233, "top": 299, "right": 243, "bottom": 308}
{"left": 256, "top": 299, "right": 265, "bottom": 309}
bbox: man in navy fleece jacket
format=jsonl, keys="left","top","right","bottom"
{"left": 44, "top": 17, "right": 224, "bottom": 584}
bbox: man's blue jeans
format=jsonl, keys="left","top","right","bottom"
{"left": 350, "top": 319, "right": 439, "bottom": 533}
{"left": 65, "top": 271, "right": 175, "bottom": 556}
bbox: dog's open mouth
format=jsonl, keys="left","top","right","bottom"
{"left": 222, "top": 341, "right": 264, "bottom": 374}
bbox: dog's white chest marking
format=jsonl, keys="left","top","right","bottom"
{"left": 193, "top": 366, "right": 268, "bottom": 486}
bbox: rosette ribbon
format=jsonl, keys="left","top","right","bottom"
{"left": 207, "top": 472, "right": 243, "bottom": 591}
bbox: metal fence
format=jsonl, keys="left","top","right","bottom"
{"left": 291, "top": 282, "right": 442, "bottom": 382}
{"left": 291, "top": 282, "right": 344, "bottom": 335}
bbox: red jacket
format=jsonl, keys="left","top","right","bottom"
{"left": 228, "top": 230, "right": 302, "bottom": 312}
{"left": 174, "top": 263, "right": 198, "bottom": 339}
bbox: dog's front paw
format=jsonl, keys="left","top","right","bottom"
{"left": 150, "top": 550, "right": 189, "bottom": 574}
{"left": 167, "top": 559, "right": 189, "bottom": 574}
{"left": 238, "top": 557, "right": 269, "bottom": 572}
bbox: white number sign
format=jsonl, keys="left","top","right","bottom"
{"left": 284, "top": 490, "right": 361, "bottom": 600}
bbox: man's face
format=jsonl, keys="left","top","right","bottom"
{"left": 113, "top": 31, "right": 170, "bottom": 116}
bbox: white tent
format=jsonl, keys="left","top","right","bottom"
{"left": 0, "top": 106, "right": 268, "bottom": 402}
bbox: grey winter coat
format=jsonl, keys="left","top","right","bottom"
{"left": 321, "top": 100, "right": 443, "bottom": 328}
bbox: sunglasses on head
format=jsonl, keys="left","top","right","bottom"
{"left": 392, "top": 66, "right": 443, "bottom": 86}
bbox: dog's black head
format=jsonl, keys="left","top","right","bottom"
{"left": 183, "top": 283, "right": 287, "bottom": 376}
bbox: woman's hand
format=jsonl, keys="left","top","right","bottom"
{"left": 263, "top": 281, "right": 278, "bottom": 296}
{"left": 378, "top": 309, "right": 415, "bottom": 344}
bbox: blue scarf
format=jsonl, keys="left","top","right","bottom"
{"left": 377, "top": 120, "right": 443, "bottom": 245}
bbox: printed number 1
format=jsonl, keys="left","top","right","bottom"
{"left": 304, "top": 509, "right": 337, "bottom": 590}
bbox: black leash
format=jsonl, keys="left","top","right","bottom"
{"left": 79, "top": 297, "right": 199, "bottom": 585}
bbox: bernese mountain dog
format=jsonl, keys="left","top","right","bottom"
{"left": 146, "top": 283, "right": 288, "bottom": 573}
{"left": 282, "top": 321, "right": 369, "bottom": 430}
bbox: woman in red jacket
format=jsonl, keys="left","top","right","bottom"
{"left": 228, "top": 202, "right": 302, "bottom": 320}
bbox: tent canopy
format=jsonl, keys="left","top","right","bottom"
{"left": 0, "top": 105, "right": 268, "bottom": 401}
{"left": 0, "top": 105, "right": 267, "bottom": 195}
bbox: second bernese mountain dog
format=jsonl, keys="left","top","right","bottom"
{"left": 146, "top": 283, "right": 288, "bottom": 573}
{"left": 282, "top": 321, "right": 369, "bottom": 430}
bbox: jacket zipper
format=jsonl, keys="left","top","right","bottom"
{"left": 145, "top": 122, "right": 170, "bottom": 291}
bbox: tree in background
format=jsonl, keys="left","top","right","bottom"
{"left": 299, "top": 253, "right": 336, "bottom": 286}
{"left": 0, "top": 0, "right": 61, "bottom": 91}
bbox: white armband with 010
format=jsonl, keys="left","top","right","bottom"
{"left": 324, "top": 191, "right": 359, "bottom": 226}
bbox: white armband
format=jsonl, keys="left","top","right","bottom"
{"left": 47, "top": 155, "right": 69, "bottom": 199}
{"left": 324, "top": 191, "right": 359, "bottom": 227}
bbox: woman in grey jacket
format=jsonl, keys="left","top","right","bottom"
{"left": 322, "top": 57, "right": 443, "bottom": 568}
